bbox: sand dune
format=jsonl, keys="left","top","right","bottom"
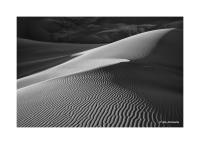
{"left": 17, "top": 28, "right": 177, "bottom": 89}
{"left": 17, "top": 62, "right": 182, "bottom": 127}
{"left": 17, "top": 28, "right": 183, "bottom": 127}
{"left": 17, "top": 38, "right": 104, "bottom": 78}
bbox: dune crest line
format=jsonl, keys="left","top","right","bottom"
{"left": 17, "top": 28, "right": 174, "bottom": 89}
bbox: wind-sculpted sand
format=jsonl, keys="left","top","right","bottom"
{"left": 17, "top": 28, "right": 183, "bottom": 127}
{"left": 17, "top": 38, "right": 104, "bottom": 78}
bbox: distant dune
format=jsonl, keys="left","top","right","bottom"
{"left": 17, "top": 28, "right": 183, "bottom": 127}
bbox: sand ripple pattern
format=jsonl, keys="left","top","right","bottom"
{"left": 17, "top": 66, "right": 182, "bottom": 127}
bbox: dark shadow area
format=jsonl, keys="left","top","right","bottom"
{"left": 100, "top": 29, "right": 183, "bottom": 126}
{"left": 139, "top": 29, "right": 183, "bottom": 68}
{"left": 100, "top": 62, "right": 183, "bottom": 127}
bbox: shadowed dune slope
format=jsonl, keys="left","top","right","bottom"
{"left": 17, "top": 28, "right": 179, "bottom": 89}
{"left": 17, "top": 28, "right": 183, "bottom": 127}
{"left": 17, "top": 38, "right": 104, "bottom": 78}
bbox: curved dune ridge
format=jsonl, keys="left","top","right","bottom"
{"left": 17, "top": 38, "right": 104, "bottom": 78}
{"left": 17, "top": 28, "right": 183, "bottom": 127}
{"left": 17, "top": 28, "right": 175, "bottom": 89}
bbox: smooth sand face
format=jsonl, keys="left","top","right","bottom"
{"left": 17, "top": 28, "right": 175, "bottom": 89}
{"left": 17, "top": 38, "right": 104, "bottom": 78}
{"left": 17, "top": 28, "right": 183, "bottom": 127}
